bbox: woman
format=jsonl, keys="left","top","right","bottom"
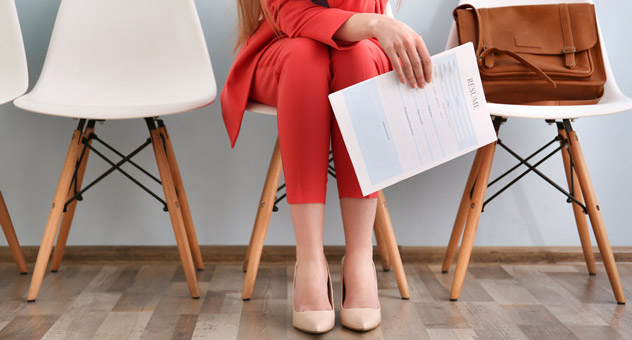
{"left": 221, "top": 0, "right": 432, "bottom": 333}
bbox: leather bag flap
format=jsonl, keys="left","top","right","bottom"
{"left": 456, "top": 3, "right": 598, "bottom": 56}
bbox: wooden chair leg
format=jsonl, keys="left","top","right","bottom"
{"left": 158, "top": 122, "right": 204, "bottom": 270}
{"left": 27, "top": 124, "right": 84, "bottom": 302}
{"left": 450, "top": 142, "right": 496, "bottom": 301}
{"left": 374, "top": 216, "right": 391, "bottom": 271}
{"left": 567, "top": 129, "right": 625, "bottom": 304}
{"left": 441, "top": 148, "right": 484, "bottom": 273}
{"left": 0, "top": 191, "right": 27, "bottom": 274}
{"left": 242, "top": 138, "right": 283, "bottom": 300}
{"left": 375, "top": 190, "right": 410, "bottom": 299}
{"left": 243, "top": 225, "right": 255, "bottom": 272}
{"left": 50, "top": 123, "right": 94, "bottom": 272}
{"left": 558, "top": 128, "right": 597, "bottom": 275}
{"left": 148, "top": 120, "right": 200, "bottom": 299}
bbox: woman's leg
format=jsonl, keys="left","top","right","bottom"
{"left": 250, "top": 37, "right": 333, "bottom": 311}
{"left": 330, "top": 40, "right": 391, "bottom": 308}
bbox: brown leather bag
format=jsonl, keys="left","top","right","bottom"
{"left": 454, "top": 3, "right": 606, "bottom": 105}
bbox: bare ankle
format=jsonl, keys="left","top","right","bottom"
{"left": 296, "top": 250, "right": 326, "bottom": 264}
{"left": 343, "top": 251, "right": 373, "bottom": 263}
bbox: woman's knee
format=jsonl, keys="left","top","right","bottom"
{"left": 279, "top": 38, "right": 330, "bottom": 76}
{"left": 330, "top": 40, "right": 387, "bottom": 91}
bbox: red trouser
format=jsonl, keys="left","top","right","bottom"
{"left": 250, "top": 37, "right": 391, "bottom": 204}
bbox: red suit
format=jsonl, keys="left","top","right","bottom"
{"left": 221, "top": 0, "right": 390, "bottom": 203}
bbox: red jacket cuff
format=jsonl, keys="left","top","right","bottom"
{"left": 277, "top": 2, "right": 358, "bottom": 49}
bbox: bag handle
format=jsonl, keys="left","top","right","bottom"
{"left": 454, "top": 4, "right": 557, "bottom": 88}
{"left": 453, "top": 4, "right": 485, "bottom": 56}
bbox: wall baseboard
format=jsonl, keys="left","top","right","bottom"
{"left": 1, "top": 245, "right": 631, "bottom": 264}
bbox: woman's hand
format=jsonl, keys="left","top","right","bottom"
{"left": 334, "top": 13, "right": 432, "bottom": 88}
{"left": 371, "top": 15, "right": 432, "bottom": 88}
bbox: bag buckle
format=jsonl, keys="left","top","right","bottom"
{"left": 563, "top": 46, "right": 577, "bottom": 54}
{"left": 477, "top": 46, "right": 487, "bottom": 61}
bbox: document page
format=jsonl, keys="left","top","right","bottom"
{"left": 328, "top": 43, "right": 497, "bottom": 196}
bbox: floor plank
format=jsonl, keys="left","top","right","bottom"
{"left": 0, "top": 262, "right": 629, "bottom": 340}
{"left": 0, "top": 314, "right": 60, "bottom": 340}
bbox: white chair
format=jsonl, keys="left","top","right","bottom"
{"left": 0, "top": 0, "right": 28, "bottom": 275}
{"left": 441, "top": 0, "right": 631, "bottom": 304}
{"left": 13, "top": 0, "right": 216, "bottom": 302}
{"left": 240, "top": 2, "right": 411, "bottom": 301}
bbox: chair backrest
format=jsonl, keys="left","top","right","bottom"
{"left": 445, "top": 0, "right": 625, "bottom": 102}
{"left": 21, "top": 0, "right": 216, "bottom": 113}
{"left": 0, "top": 0, "right": 28, "bottom": 105}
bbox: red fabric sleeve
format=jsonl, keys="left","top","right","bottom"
{"left": 270, "top": 0, "right": 358, "bottom": 49}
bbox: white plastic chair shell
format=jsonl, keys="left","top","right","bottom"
{"left": 13, "top": 0, "right": 216, "bottom": 119}
{"left": 0, "top": 0, "right": 28, "bottom": 105}
{"left": 446, "top": 0, "right": 632, "bottom": 120}
{"left": 246, "top": 1, "right": 395, "bottom": 116}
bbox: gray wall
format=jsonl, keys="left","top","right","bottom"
{"left": 1, "top": 0, "right": 631, "bottom": 247}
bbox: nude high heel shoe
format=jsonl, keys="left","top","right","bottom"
{"left": 340, "top": 256, "right": 381, "bottom": 331}
{"left": 292, "top": 261, "right": 335, "bottom": 334}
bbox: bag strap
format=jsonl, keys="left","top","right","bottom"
{"left": 559, "top": 3, "right": 577, "bottom": 69}
{"left": 480, "top": 48, "right": 557, "bottom": 88}
{"left": 454, "top": 4, "right": 557, "bottom": 88}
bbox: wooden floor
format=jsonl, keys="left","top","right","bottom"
{"left": 0, "top": 261, "right": 631, "bottom": 340}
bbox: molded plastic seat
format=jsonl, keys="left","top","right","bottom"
{"left": 0, "top": 0, "right": 28, "bottom": 105}
{"left": 0, "top": 0, "right": 29, "bottom": 275}
{"left": 14, "top": 0, "right": 216, "bottom": 119}
{"left": 446, "top": 0, "right": 632, "bottom": 119}
{"left": 246, "top": 101, "right": 277, "bottom": 116}
{"left": 18, "top": 0, "right": 214, "bottom": 302}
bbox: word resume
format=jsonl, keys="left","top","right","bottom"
{"left": 329, "top": 43, "right": 497, "bottom": 195}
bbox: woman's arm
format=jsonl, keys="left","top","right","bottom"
{"left": 334, "top": 13, "right": 432, "bottom": 89}
{"left": 274, "top": 1, "right": 359, "bottom": 49}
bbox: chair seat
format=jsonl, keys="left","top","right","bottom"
{"left": 11, "top": 0, "right": 216, "bottom": 120}
{"left": 0, "top": 77, "right": 27, "bottom": 107}
{"left": 246, "top": 101, "right": 277, "bottom": 116}
{"left": 248, "top": 93, "right": 632, "bottom": 121}
{"left": 13, "top": 94, "right": 215, "bottom": 120}
{"left": 488, "top": 91, "right": 632, "bottom": 120}
{"left": 0, "top": 92, "right": 23, "bottom": 107}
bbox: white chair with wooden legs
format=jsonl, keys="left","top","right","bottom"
{"left": 441, "top": 0, "right": 631, "bottom": 304}
{"left": 240, "top": 101, "right": 410, "bottom": 301}
{"left": 13, "top": 0, "right": 215, "bottom": 302}
{"left": 0, "top": 0, "right": 29, "bottom": 275}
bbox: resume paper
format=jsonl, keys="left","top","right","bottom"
{"left": 328, "top": 43, "right": 497, "bottom": 196}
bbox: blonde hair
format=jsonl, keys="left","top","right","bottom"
{"left": 234, "top": 0, "right": 278, "bottom": 52}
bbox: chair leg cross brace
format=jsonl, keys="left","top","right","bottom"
{"left": 27, "top": 118, "right": 204, "bottom": 302}
{"left": 442, "top": 117, "right": 625, "bottom": 304}
{"left": 91, "top": 134, "right": 162, "bottom": 185}
{"left": 482, "top": 136, "right": 586, "bottom": 212}
{"left": 63, "top": 132, "right": 167, "bottom": 211}
{"left": 487, "top": 135, "right": 560, "bottom": 188}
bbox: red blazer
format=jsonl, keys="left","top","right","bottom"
{"left": 221, "top": 0, "right": 387, "bottom": 147}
